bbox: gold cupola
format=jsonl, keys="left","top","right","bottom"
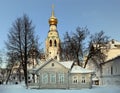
{"left": 49, "top": 5, "right": 58, "bottom": 25}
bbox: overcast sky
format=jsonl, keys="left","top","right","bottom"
{"left": 0, "top": 0, "right": 120, "bottom": 50}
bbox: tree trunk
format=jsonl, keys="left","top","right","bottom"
{"left": 83, "top": 56, "right": 89, "bottom": 68}
{"left": 24, "top": 65, "right": 28, "bottom": 88}
{"left": 6, "top": 64, "right": 14, "bottom": 84}
{"left": 24, "top": 25, "right": 28, "bottom": 88}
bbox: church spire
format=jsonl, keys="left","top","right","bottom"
{"left": 51, "top": 5, "right": 55, "bottom": 18}
{"left": 49, "top": 5, "right": 58, "bottom": 25}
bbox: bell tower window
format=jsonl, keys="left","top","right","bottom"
{"left": 50, "top": 40, "right": 52, "bottom": 47}
{"left": 54, "top": 40, "right": 57, "bottom": 47}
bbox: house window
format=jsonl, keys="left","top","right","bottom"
{"left": 111, "top": 66, "right": 113, "bottom": 75}
{"left": 81, "top": 76, "right": 85, "bottom": 84}
{"left": 72, "top": 76, "right": 78, "bottom": 84}
{"left": 115, "top": 65, "right": 117, "bottom": 73}
{"left": 108, "top": 68, "right": 109, "bottom": 74}
{"left": 58, "top": 73, "right": 64, "bottom": 84}
{"left": 50, "top": 40, "right": 52, "bottom": 47}
{"left": 42, "top": 73, "right": 48, "bottom": 84}
{"left": 50, "top": 73, "right": 56, "bottom": 83}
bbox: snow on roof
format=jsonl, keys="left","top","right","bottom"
{"left": 29, "top": 59, "right": 74, "bottom": 73}
{"left": 92, "top": 77, "right": 99, "bottom": 81}
{"left": 59, "top": 61, "right": 74, "bottom": 69}
{"left": 71, "top": 65, "right": 93, "bottom": 73}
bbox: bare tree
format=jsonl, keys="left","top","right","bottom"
{"left": 83, "top": 31, "right": 109, "bottom": 70}
{"left": 72, "top": 27, "right": 89, "bottom": 65}
{"left": 61, "top": 27, "right": 89, "bottom": 65}
{"left": 5, "top": 15, "right": 39, "bottom": 87}
{"left": 61, "top": 32, "right": 71, "bottom": 61}
{"left": 5, "top": 52, "right": 17, "bottom": 84}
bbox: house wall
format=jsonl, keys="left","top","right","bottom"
{"left": 69, "top": 73, "right": 92, "bottom": 89}
{"left": 101, "top": 57, "right": 120, "bottom": 85}
{"left": 36, "top": 61, "right": 69, "bottom": 89}
{"left": 28, "top": 60, "right": 93, "bottom": 89}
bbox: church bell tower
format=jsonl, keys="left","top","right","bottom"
{"left": 45, "top": 5, "right": 61, "bottom": 61}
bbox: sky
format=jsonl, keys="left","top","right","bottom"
{"left": 0, "top": 0, "right": 120, "bottom": 50}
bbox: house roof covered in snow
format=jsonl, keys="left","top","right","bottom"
{"left": 30, "top": 59, "right": 74, "bottom": 73}
{"left": 29, "top": 58, "right": 94, "bottom": 74}
{"left": 70, "top": 65, "right": 94, "bottom": 74}
{"left": 92, "top": 76, "right": 99, "bottom": 81}
{"left": 59, "top": 61, "right": 73, "bottom": 69}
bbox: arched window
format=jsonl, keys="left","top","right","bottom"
{"left": 50, "top": 40, "right": 52, "bottom": 47}
{"left": 54, "top": 40, "right": 57, "bottom": 47}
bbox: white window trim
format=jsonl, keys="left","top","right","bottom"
{"left": 50, "top": 73, "right": 56, "bottom": 84}
{"left": 58, "top": 73, "right": 64, "bottom": 84}
{"left": 81, "top": 76, "right": 86, "bottom": 84}
{"left": 72, "top": 76, "right": 78, "bottom": 84}
{"left": 42, "top": 73, "right": 48, "bottom": 84}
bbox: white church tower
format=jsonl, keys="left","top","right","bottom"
{"left": 45, "top": 6, "right": 61, "bottom": 61}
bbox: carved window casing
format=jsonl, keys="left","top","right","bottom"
{"left": 50, "top": 73, "right": 56, "bottom": 83}
{"left": 42, "top": 73, "right": 48, "bottom": 84}
{"left": 58, "top": 73, "right": 64, "bottom": 84}
{"left": 72, "top": 76, "right": 78, "bottom": 84}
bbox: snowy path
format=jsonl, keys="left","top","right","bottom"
{"left": 0, "top": 85, "right": 120, "bottom": 93}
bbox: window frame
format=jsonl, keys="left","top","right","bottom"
{"left": 81, "top": 76, "right": 86, "bottom": 84}
{"left": 50, "top": 73, "right": 56, "bottom": 84}
{"left": 42, "top": 73, "right": 48, "bottom": 84}
{"left": 72, "top": 76, "right": 78, "bottom": 84}
{"left": 58, "top": 73, "right": 64, "bottom": 84}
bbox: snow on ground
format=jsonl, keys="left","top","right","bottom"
{"left": 0, "top": 84, "right": 120, "bottom": 93}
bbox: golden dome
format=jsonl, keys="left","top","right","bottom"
{"left": 49, "top": 5, "right": 58, "bottom": 25}
{"left": 49, "top": 17, "right": 58, "bottom": 25}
